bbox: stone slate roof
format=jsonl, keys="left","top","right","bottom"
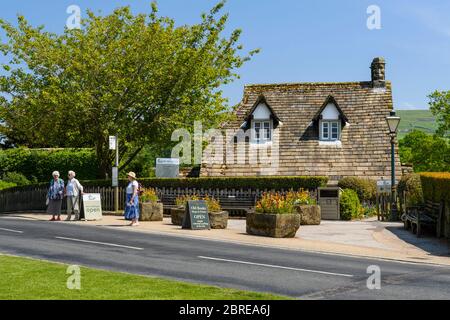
{"left": 201, "top": 80, "right": 401, "bottom": 182}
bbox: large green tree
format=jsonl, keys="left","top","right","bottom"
{"left": 399, "top": 130, "right": 450, "bottom": 172}
{"left": 0, "top": 1, "right": 257, "bottom": 177}
{"left": 428, "top": 90, "right": 450, "bottom": 137}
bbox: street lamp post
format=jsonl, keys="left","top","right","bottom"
{"left": 386, "top": 111, "right": 401, "bottom": 221}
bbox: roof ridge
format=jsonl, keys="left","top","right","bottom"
{"left": 245, "top": 81, "right": 392, "bottom": 87}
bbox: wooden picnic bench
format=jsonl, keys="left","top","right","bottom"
{"left": 404, "top": 200, "right": 441, "bottom": 237}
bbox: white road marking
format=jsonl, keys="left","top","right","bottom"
{"left": 198, "top": 256, "right": 354, "bottom": 278}
{"left": 0, "top": 227, "right": 23, "bottom": 234}
{"left": 55, "top": 236, "right": 144, "bottom": 250}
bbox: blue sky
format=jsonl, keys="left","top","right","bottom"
{"left": 1, "top": 0, "right": 450, "bottom": 110}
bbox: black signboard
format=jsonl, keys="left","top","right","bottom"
{"left": 182, "top": 200, "right": 210, "bottom": 230}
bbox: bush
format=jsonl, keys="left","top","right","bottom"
{"left": 340, "top": 189, "right": 362, "bottom": 221}
{"left": 338, "top": 177, "right": 377, "bottom": 202}
{"left": 0, "top": 180, "right": 17, "bottom": 190}
{"left": 1, "top": 172, "right": 31, "bottom": 186}
{"left": 397, "top": 173, "right": 423, "bottom": 206}
{"left": 420, "top": 172, "right": 450, "bottom": 203}
{"left": 0, "top": 148, "right": 98, "bottom": 182}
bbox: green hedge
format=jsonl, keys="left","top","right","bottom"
{"left": 0, "top": 180, "right": 17, "bottom": 190}
{"left": 340, "top": 189, "right": 361, "bottom": 221}
{"left": 338, "top": 177, "right": 377, "bottom": 202}
{"left": 0, "top": 176, "right": 328, "bottom": 192}
{"left": 0, "top": 148, "right": 98, "bottom": 182}
{"left": 420, "top": 172, "right": 450, "bottom": 203}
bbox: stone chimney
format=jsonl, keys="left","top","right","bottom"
{"left": 371, "top": 57, "right": 386, "bottom": 88}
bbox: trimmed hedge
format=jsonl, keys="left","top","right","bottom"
{"left": 338, "top": 177, "right": 377, "bottom": 202}
{"left": 0, "top": 176, "right": 328, "bottom": 192}
{"left": 340, "top": 189, "right": 361, "bottom": 221}
{"left": 420, "top": 172, "right": 450, "bottom": 203}
{"left": 0, "top": 148, "right": 98, "bottom": 182}
{"left": 397, "top": 173, "right": 423, "bottom": 206}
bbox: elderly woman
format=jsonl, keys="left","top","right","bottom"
{"left": 47, "top": 171, "right": 65, "bottom": 221}
{"left": 65, "top": 170, "right": 84, "bottom": 221}
{"left": 124, "top": 171, "right": 140, "bottom": 226}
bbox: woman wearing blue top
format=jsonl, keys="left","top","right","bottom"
{"left": 47, "top": 171, "right": 65, "bottom": 221}
{"left": 124, "top": 171, "right": 140, "bottom": 226}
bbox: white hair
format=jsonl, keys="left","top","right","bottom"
{"left": 68, "top": 170, "right": 76, "bottom": 177}
{"left": 52, "top": 171, "right": 60, "bottom": 177}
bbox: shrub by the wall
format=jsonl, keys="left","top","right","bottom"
{"left": 338, "top": 177, "right": 377, "bottom": 202}
{"left": 0, "top": 148, "right": 98, "bottom": 182}
{"left": 0, "top": 180, "right": 17, "bottom": 190}
{"left": 420, "top": 172, "right": 450, "bottom": 203}
{"left": 340, "top": 189, "right": 361, "bottom": 221}
{"left": 397, "top": 173, "right": 423, "bottom": 206}
{"left": 84, "top": 176, "right": 328, "bottom": 190}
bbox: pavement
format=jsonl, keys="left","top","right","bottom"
{"left": 4, "top": 213, "right": 449, "bottom": 266}
{"left": 1, "top": 215, "right": 450, "bottom": 299}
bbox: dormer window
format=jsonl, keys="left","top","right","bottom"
{"left": 312, "top": 96, "right": 348, "bottom": 142}
{"left": 241, "top": 95, "right": 281, "bottom": 145}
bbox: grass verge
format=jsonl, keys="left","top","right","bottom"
{"left": 0, "top": 254, "right": 288, "bottom": 300}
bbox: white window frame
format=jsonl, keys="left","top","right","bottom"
{"left": 251, "top": 119, "right": 272, "bottom": 144}
{"left": 320, "top": 120, "right": 340, "bottom": 141}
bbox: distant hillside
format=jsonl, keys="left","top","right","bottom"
{"left": 396, "top": 110, "right": 438, "bottom": 139}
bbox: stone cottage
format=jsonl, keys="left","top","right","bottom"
{"left": 201, "top": 57, "right": 401, "bottom": 183}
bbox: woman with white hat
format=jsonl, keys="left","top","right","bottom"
{"left": 47, "top": 171, "right": 65, "bottom": 221}
{"left": 124, "top": 171, "right": 140, "bottom": 226}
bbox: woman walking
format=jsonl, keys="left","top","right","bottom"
{"left": 47, "top": 171, "right": 65, "bottom": 221}
{"left": 124, "top": 172, "right": 140, "bottom": 226}
{"left": 65, "top": 170, "right": 84, "bottom": 221}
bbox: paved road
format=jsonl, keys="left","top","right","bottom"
{"left": 1, "top": 217, "right": 449, "bottom": 299}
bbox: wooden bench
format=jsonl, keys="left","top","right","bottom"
{"left": 404, "top": 201, "right": 440, "bottom": 237}
{"left": 159, "top": 193, "right": 256, "bottom": 217}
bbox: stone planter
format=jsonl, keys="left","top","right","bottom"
{"left": 208, "top": 211, "right": 228, "bottom": 229}
{"left": 295, "top": 205, "right": 321, "bottom": 225}
{"left": 171, "top": 206, "right": 186, "bottom": 226}
{"left": 246, "top": 212, "right": 300, "bottom": 238}
{"left": 139, "top": 202, "right": 163, "bottom": 221}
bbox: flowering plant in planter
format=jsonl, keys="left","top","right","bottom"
{"left": 139, "top": 188, "right": 163, "bottom": 221}
{"left": 175, "top": 194, "right": 200, "bottom": 207}
{"left": 255, "top": 190, "right": 314, "bottom": 214}
{"left": 140, "top": 188, "right": 159, "bottom": 203}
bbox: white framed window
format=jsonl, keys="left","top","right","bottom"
{"left": 320, "top": 120, "right": 340, "bottom": 141}
{"left": 252, "top": 120, "right": 272, "bottom": 144}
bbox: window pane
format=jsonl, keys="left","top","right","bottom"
{"left": 331, "top": 122, "right": 339, "bottom": 139}
{"left": 322, "top": 122, "right": 329, "bottom": 139}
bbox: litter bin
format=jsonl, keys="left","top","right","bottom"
{"left": 318, "top": 187, "right": 342, "bottom": 220}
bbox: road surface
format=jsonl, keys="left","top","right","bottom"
{"left": 1, "top": 216, "right": 449, "bottom": 299}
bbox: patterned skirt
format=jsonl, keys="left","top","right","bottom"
{"left": 47, "top": 199, "right": 62, "bottom": 215}
{"left": 124, "top": 193, "right": 139, "bottom": 220}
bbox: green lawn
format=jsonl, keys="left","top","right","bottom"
{"left": 0, "top": 255, "right": 288, "bottom": 300}
{"left": 396, "top": 109, "right": 437, "bottom": 139}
